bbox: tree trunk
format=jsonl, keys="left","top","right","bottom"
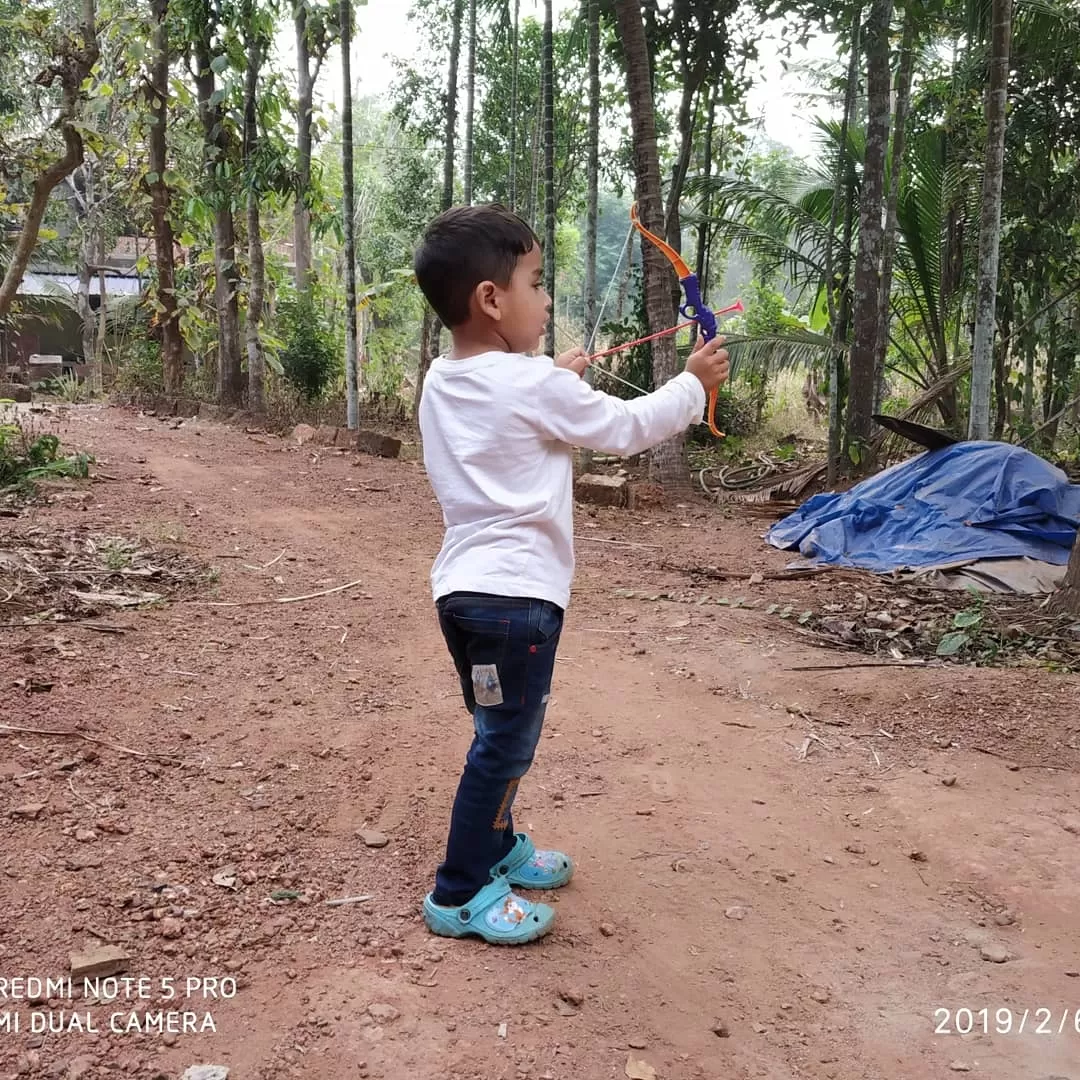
{"left": 79, "top": 207, "right": 105, "bottom": 392}
{"left": 580, "top": 0, "right": 600, "bottom": 471}
{"left": 194, "top": 39, "right": 243, "bottom": 406}
{"left": 825, "top": 7, "right": 861, "bottom": 487}
{"left": 244, "top": 29, "right": 266, "bottom": 415}
{"left": 0, "top": 0, "right": 99, "bottom": 320}
{"left": 692, "top": 85, "right": 717, "bottom": 349}
{"left": 414, "top": 306, "right": 437, "bottom": 422}
{"left": 526, "top": 95, "right": 541, "bottom": 228}
{"left": 341, "top": 0, "right": 358, "bottom": 426}
{"left": 463, "top": 0, "right": 476, "bottom": 204}
{"left": 845, "top": 0, "right": 893, "bottom": 471}
{"left": 1022, "top": 338, "right": 1035, "bottom": 426}
{"left": 584, "top": 0, "right": 600, "bottom": 350}
{"left": 613, "top": 0, "right": 686, "bottom": 492}
{"left": 615, "top": 233, "right": 634, "bottom": 322}
{"left": 992, "top": 290, "right": 1011, "bottom": 438}
{"left": 663, "top": 36, "right": 701, "bottom": 253}
{"left": 147, "top": 0, "right": 182, "bottom": 394}
{"left": 77, "top": 247, "right": 95, "bottom": 375}
{"left": 663, "top": 68, "right": 697, "bottom": 322}
{"left": 874, "top": 7, "right": 916, "bottom": 412}
{"left": 212, "top": 208, "right": 244, "bottom": 406}
{"left": 246, "top": 192, "right": 266, "bottom": 413}
{"left": 508, "top": 0, "right": 520, "bottom": 210}
{"left": 443, "top": 0, "right": 464, "bottom": 210}
{"left": 542, "top": 0, "right": 556, "bottom": 356}
{"left": 1048, "top": 531, "right": 1080, "bottom": 615}
{"left": 72, "top": 164, "right": 98, "bottom": 384}
{"left": 968, "top": 0, "right": 1012, "bottom": 440}
{"left": 293, "top": 1, "right": 315, "bottom": 293}
{"left": 414, "top": 0, "right": 461, "bottom": 421}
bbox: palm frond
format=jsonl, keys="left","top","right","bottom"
{"left": 808, "top": 116, "right": 867, "bottom": 186}
{"left": 1013, "top": 0, "right": 1080, "bottom": 42}
{"left": 723, "top": 329, "right": 836, "bottom": 378}
{"left": 690, "top": 217, "right": 828, "bottom": 283}
{"left": 797, "top": 185, "right": 853, "bottom": 233}
{"left": 684, "top": 175, "right": 837, "bottom": 283}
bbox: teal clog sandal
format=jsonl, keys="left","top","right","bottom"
{"left": 422, "top": 878, "right": 555, "bottom": 945}
{"left": 491, "top": 832, "right": 574, "bottom": 890}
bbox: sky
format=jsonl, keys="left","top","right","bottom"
{"left": 293, "top": 0, "right": 838, "bottom": 163}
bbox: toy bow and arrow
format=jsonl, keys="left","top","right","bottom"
{"left": 586, "top": 202, "right": 743, "bottom": 439}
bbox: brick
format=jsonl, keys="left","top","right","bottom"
{"left": 354, "top": 429, "right": 402, "bottom": 459}
{"left": 70, "top": 944, "right": 130, "bottom": 980}
{"left": 575, "top": 473, "right": 628, "bottom": 508}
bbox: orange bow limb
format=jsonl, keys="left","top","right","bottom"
{"left": 628, "top": 202, "right": 740, "bottom": 440}
{"left": 629, "top": 202, "right": 693, "bottom": 279}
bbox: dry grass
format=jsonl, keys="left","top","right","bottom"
{"left": 0, "top": 527, "right": 213, "bottom": 626}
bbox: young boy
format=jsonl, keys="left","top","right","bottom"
{"left": 414, "top": 203, "right": 729, "bottom": 945}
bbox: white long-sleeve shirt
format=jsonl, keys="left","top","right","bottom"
{"left": 418, "top": 350, "right": 706, "bottom": 609}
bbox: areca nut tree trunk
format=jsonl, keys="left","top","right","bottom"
{"left": 146, "top": 0, "right": 183, "bottom": 394}
{"left": 874, "top": 6, "right": 917, "bottom": 411}
{"left": 193, "top": 32, "right": 244, "bottom": 407}
{"left": 825, "top": 6, "right": 862, "bottom": 487}
{"left": 463, "top": 0, "right": 476, "bottom": 204}
{"left": 969, "top": 0, "right": 1013, "bottom": 440}
{"left": 293, "top": 2, "right": 315, "bottom": 293}
{"left": 341, "top": 0, "right": 359, "bottom": 427}
{"left": 292, "top": 0, "right": 338, "bottom": 295}
{"left": 613, "top": 0, "right": 686, "bottom": 493}
{"left": 417, "top": 0, "right": 464, "bottom": 417}
{"left": 542, "top": 0, "right": 556, "bottom": 357}
{"left": 846, "top": 0, "right": 893, "bottom": 469}
{"left": 442, "top": 0, "right": 464, "bottom": 211}
{"left": 508, "top": 0, "right": 520, "bottom": 210}
{"left": 243, "top": 13, "right": 268, "bottom": 415}
{"left": 580, "top": 0, "right": 601, "bottom": 473}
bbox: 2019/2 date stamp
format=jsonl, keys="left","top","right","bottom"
{"left": 935, "top": 1007, "right": 1080, "bottom": 1037}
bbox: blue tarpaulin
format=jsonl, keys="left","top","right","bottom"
{"left": 766, "top": 441, "right": 1080, "bottom": 571}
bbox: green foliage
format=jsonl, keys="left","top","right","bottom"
{"left": 0, "top": 408, "right": 92, "bottom": 491}
{"left": 278, "top": 292, "right": 338, "bottom": 401}
{"left": 935, "top": 591, "right": 1002, "bottom": 663}
{"left": 114, "top": 339, "right": 164, "bottom": 395}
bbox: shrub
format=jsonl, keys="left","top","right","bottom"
{"left": 278, "top": 294, "right": 338, "bottom": 402}
{"left": 114, "top": 339, "right": 164, "bottom": 395}
{"left": 0, "top": 407, "right": 92, "bottom": 491}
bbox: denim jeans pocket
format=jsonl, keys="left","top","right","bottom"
{"left": 529, "top": 601, "right": 564, "bottom": 647}
{"left": 440, "top": 608, "right": 511, "bottom": 711}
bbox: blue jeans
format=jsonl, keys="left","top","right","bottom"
{"left": 432, "top": 591, "right": 564, "bottom": 906}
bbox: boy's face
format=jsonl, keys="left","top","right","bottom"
{"left": 477, "top": 242, "right": 551, "bottom": 354}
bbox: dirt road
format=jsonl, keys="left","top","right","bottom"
{"left": 2, "top": 405, "right": 1078, "bottom": 1080}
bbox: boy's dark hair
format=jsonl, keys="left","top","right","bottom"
{"left": 414, "top": 203, "right": 539, "bottom": 328}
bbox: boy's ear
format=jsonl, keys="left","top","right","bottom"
{"left": 474, "top": 280, "right": 502, "bottom": 321}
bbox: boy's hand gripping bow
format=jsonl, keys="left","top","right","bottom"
{"left": 629, "top": 202, "right": 737, "bottom": 438}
